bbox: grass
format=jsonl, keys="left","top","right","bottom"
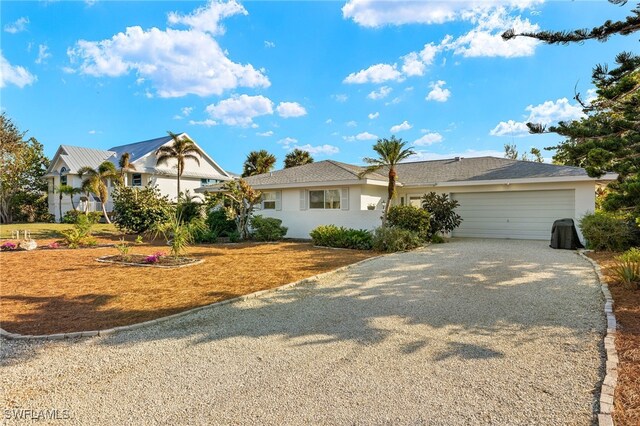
{"left": 0, "top": 222, "right": 119, "bottom": 241}
{"left": 0, "top": 241, "right": 375, "bottom": 335}
{"left": 587, "top": 251, "right": 640, "bottom": 425}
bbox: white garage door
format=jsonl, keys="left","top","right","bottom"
{"left": 451, "top": 190, "right": 575, "bottom": 240}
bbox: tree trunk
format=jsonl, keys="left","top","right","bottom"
{"left": 0, "top": 198, "right": 11, "bottom": 224}
{"left": 177, "top": 164, "right": 181, "bottom": 200}
{"left": 70, "top": 195, "right": 77, "bottom": 210}
{"left": 101, "top": 200, "right": 111, "bottom": 224}
{"left": 383, "top": 168, "right": 397, "bottom": 226}
{"left": 59, "top": 192, "right": 63, "bottom": 223}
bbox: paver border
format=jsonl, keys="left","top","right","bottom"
{"left": 577, "top": 250, "right": 618, "bottom": 426}
{"left": 0, "top": 253, "right": 386, "bottom": 341}
{"left": 96, "top": 255, "right": 204, "bottom": 269}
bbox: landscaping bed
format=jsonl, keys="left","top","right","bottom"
{"left": 587, "top": 251, "right": 640, "bottom": 425}
{"left": 0, "top": 242, "right": 375, "bottom": 335}
{"left": 97, "top": 254, "right": 203, "bottom": 268}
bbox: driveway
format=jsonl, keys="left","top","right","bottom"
{"left": 1, "top": 239, "right": 604, "bottom": 425}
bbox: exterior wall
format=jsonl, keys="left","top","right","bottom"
{"left": 150, "top": 176, "right": 205, "bottom": 201}
{"left": 254, "top": 185, "right": 383, "bottom": 239}
{"left": 48, "top": 172, "right": 113, "bottom": 222}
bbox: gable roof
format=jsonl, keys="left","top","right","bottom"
{"left": 240, "top": 160, "right": 388, "bottom": 187}
{"left": 108, "top": 135, "right": 174, "bottom": 163}
{"left": 47, "top": 145, "right": 115, "bottom": 174}
{"left": 394, "top": 157, "right": 592, "bottom": 186}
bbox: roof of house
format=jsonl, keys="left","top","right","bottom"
{"left": 393, "top": 156, "right": 590, "bottom": 186}
{"left": 241, "top": 160, "right": 388, "bottom": 187}
{"left": 53, "top": 145, "right": 115, "bottom": 173}
{"left": 108, "top": 135, "right": 174, "bottom": 163}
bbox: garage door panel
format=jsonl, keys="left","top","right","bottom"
{"left": 452, "top": 190, "right": 575, "bottom": 240}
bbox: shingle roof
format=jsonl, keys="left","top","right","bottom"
{"left": 109, "top": 135, "right": 174, "bottom": 163}
{"left": 394, "top": 157, "right": 589, "bottom": 185}
{"left": 241, "top": 160, "right": 388, "bottom": 187}
{"left": 57, "top": 145, "right": 115, "bottom": 173}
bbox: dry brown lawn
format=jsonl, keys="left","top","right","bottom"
{"left": 587, "top": 251, "right": 640, "bottom": 426}
{"left": 0, "top": 242, "right": 375, "bottom": 336}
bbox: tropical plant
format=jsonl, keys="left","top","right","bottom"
{"left": 78, "top": 161, "right": 120, "bottom": 224}
{"left": 61, "top": 214, "right": 96, "bottom": 248}
{"left": 371, "top": 226, "right": 423, "bottom": 252}
{"left": 284, "top": 149, "right": 314, "bottom": 169}
{"left": 611, "top": 251, "right": 640, "bottom": 290}
{"left": 111, "top": 184, "right": 171, "bottom": 234}
{"left": 421, "top": 192, "right": 463, "bottom": 238}
{"left": 360, "top": 136, "right": 416, "bottom": 224}
{"left": 242, "top": 149, "right": 276, "bottom": 177}
{"left": 114, "top": 238, "right": 131, "bottom": 261}
{"left": 309, "top": 225, "right": 373, "bottom": 250}
{"left": 503, "top": 144, "right": 544, "bottom": 162}
{"left": 209, "top": 179, "right": 262, "bottom": 240}
{"left": 250, "top": 215, "right": 288, "bottom": 241}
{"left": 386, "top": 205, "right": 431, "bottom": 241}
{"left": 156, "top": 131, "right": 202, "bottom": 199}
{"left": 153, "top": 211, "right": 205, "bottom": 258}
{"left": 176, "top": 190, "right": 203, "bottom": 224}
{"left": 118, "top": 152, "right": 136, "bottom": 184}
{"left": 62, "top": 210, "right": 101, "bottom": 224}
{"left": 57, "top": 184, "right": 81, "bottom": 220}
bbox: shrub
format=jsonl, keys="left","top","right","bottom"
{"left": 386, "top": 205, "right": 430, "bottom": 241}
{"left": 205, "top": 209, "right": 237, "bottom": 237}
{"left": 250, "top": 215, "right": 288, "bottom": 242}
{"left": 61, "top": 214, "right": 96, "bottom": 248}
{"left": 152, "top": 212, "right": 205, "bottom": 258}
{"left": 1, "top": 242, "right": 17, "bottom": 251}
{"left": 613, "top": 247, "right": 640, "bottom": 290}
{"left": 371, "top": 226, "right": 423, "bottom": 252}
{"left": 112, "top": 185, "right": 171, "bottom": 234}
{"left": 616, "top": 247, "right": 640, "bottom": 263}
{"left": 176, "top": 198, "right": 203, "bottom": 224}
{"left": 421, "top": 192, "right": 462, "bottom": 237}
{"left": 309, "top": 225, "right": 373, "bottom": 250}
{"left": 579, "top": 211, "right": 635, "bottom": 251}
{"left": 62, "top": 210, "right": 102, "bottom": 224}
{"left": 228, "top": 230, "right": 241, "bottom": 243}
{"left": 114, "top": 238, "right": 131, "bottom": 260}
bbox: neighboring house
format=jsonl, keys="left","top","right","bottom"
{"left": 45, "top": 133, "right": 231, "bottom": 221}
{"left": 196, "top": 157, "right": 616, "bottom": 241}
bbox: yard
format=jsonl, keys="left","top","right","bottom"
{"left": 0, "top": 237, "right": 375, "bottom": 335}
{"left": 587, "top": 252, "right": 640, "bottom": 426}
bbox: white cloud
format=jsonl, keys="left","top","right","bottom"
{"left": 264, "top": 40, "right": 275, "bottom": 48}
{"left": 257, "top": 130, "right": 274, "bottom": 137}
{"left": 385, "top": 97, "right": 402, "bottom": 106}
{"left": 344, "top": 63, "right": 403, "bottom": 84}
{"left": 390, "top": 120, "right": 412, "bottom": 133}
{"left": 67, "top": 2, "right": 269, "bottom": 98}
{"left": 325, "top": 118, "right": 333, "bottom": 124}
{"left": 293, "top": 144, "right": 339, "bottom": 155}
{"left": 188, "top": 119, "right": 218, "bottom": 127}
{"left": 346, "top": 120, "right": 358, "bottom": 127}
{"left": 368, "top": 112, "right": 379, "bottom": 119}
{"left": 342, "top": 0, "right": 541, "bottom": 27}
{"left": 332, "top": 94, "right": 348, "bottom": 102}
{"left": 490, "top": 98, "right": 585, "bottom": 136}
{"left": 205, "top": 94, "right": 273, "bottom": 126}
{"left": 367, "top": 86, "right": 392, "bottom": 100}
{"left": 401, "top": 43, "right": 438, "bottom": 77}
{"left": 88, "top": 130, "right": 97, "bottom": 134}
{"left": 408, "top": 149, "right": 505, "bottom": 162}
{"left": 344, "top": 131, "right": 378, "bottom": 142}
{"left": 414, "top": 132, "right": 443, "bottom": 146}
{"left": 4, "top": 17, "right": 29, "bottom": 34}
{"left": 425, "top": 80, "right": 451, "bottom": 102}
{"left": 35, "top": 44, "right": 51, "bottom": 65}
{"left": 278, "top": 137, "right": 298, "bottom": 148}
{"left": 276, "top": 101, "right": 307, "bottom": 118}
{"left": 0, "top": 53, "right": 37, "bottom": 88}
{"left": 181, "top": 106, "right": 193, "bottom": 116}
{"left": 167, "top": 0, "right": 247, "bottom": 36}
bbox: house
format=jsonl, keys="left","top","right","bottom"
{"left": 45, "top": 133, "right": 231, "bottom": 221}
{"left": 196, "top": 157, "right": 616, "bottom": 240}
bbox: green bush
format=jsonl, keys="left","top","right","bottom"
{"left": 386, "top": 205, "right": 430, "bottom": 241}
{"left": 579, "top": 211, "right": 635, "bottom": 251}
{"left": 372, "top": 226, "right": 423, "bottom": 252}
{"left": 112, "top": 185, "right": 171, "bottom": 234}
{"left": 421, "top": 192, "right": 462, "bottom": 237}
{"left": 205, "top": 209, "right": 237, "bottom": 237}
{"left": 250, "top": 215, "right": 288, "bottom": 241}
{"left": 176, "top": 199, "right": 203, "bottom": 224}
{"left": 228, "top": 230, "right": 241, "bottom": 243}
{"left": 62, "top": 210, "right": 102, "bottom": 224}
{"left": 309, "top": 225, "right": 373, "bottom": 250}
{"left": 616, "top": 247, "right": 640, "bottom": 263}
{"left": 61, "top": 214, "right": 96, "bottom": 248}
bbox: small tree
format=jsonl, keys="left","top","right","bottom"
{"left": 156, "top": 131, "right": 201, "bottom": 199}
{"left": 117, "top": 152, "right": 136, "bottom": 185}
{"left": 209, "top": 179, "right": 262, "bottom": 240}
{"left": 78, "top": 161, "right": 119, "bottom": 224}
{"left": 112, "top": 184, "right": 171, "bottom": 234}
{"left": 58, "top": 184, "right": 81, "bottom": 216}
{"left": 421, "top": 192, "right": 463, "bottom": 237}
{"left": 153, "top": 210, "right": 205, "bottom": 258}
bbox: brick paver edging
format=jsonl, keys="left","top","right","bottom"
{"left": 0, "top": 254, "right": 386, "bottom": 341}
{"left": 578, "top": 250, "right": 618, "bottom": 426}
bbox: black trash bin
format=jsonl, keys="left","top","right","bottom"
{"left": 550, "top": 218, "right": 584, "bottom": 250}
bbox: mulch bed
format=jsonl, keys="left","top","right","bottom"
{"left": 587, "top": 251, "right": 640, "bottom": 425}
{"left": 0, "top": 242, "right": 375, "bottom": 336}
{"left": 97, "top": 254, "right": 202, "bottom": 268}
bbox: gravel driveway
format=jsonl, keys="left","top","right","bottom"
{"left": 1, "top": 239, "right": 604, "bottom": 425}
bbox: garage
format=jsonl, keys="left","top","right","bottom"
{"left": 451, "top": 190, "right": 576, "bottom": 240}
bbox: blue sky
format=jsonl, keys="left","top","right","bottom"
{"left": 1, "top": 0, "right": 635, "bottom": 173}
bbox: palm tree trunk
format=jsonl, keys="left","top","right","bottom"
{"left": 70, "top": 195, "right": 77, "bottom": 210}
{"left": 101, "top": 201, "right": 111, "bottom": 224}
{"left": 177, "top": 164, "right": 181, "bottom": 200}
{"left": 59, "top": 192, "right": 63, "bottom": 223}
{"left": 383, "top": 168, "right": 397, "bottom": 226}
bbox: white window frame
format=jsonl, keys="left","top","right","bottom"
{"left": 262, "top": 191, "right": 277, "bottom": 210}
{"left": 309, "top": 189, "right": 341, "bottom": 210}
{"left": 132, "top": 173, "right": 142, "bottom": 187}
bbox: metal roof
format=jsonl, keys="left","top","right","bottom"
{"left": 55, "top": 145, "right": 115, "bottom": 173}
{"left": 108, "top": 135, "right": 174, "bottom": 163}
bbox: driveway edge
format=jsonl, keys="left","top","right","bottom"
{"left": 0, "top": 254, "right": 385, "bottom": 341}
{"left": 578, "top": 250, "right": 618, "bottom": 426}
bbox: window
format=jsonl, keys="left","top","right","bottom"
{"left": 60, "top": 167, "right": 67, "bottom": 186}
{"left": 309, "top": 189, "right": 341, "bottom": 209}
{"left": 201, "top": 178, "right": 219, "bottom": 185}
{"left": 132, "top": 173, "right": 142, "bottom": 186}
{"left": 409, "top": 196, "right": 421, "bottom": 208}
{"left": 262, "top": 191, "right": 276, "bottom": 210}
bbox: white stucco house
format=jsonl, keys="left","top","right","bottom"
{"left": 45, "top": 133, "right": 231, "bottom": 221}
{"left": 196, "top": 157, "right": 616, "bottom": 241}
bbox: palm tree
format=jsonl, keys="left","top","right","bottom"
{"left": 156, "top": 132, "right": 201, "bottom": 199}
{"left": 118, "top": 152, "right": 136, "bottom": 185}
{"left": 284, "top": 149, "right": 314, "bottom": 169}
{"left": 360, "top": 136, "right": 416, "bottom": 225}
{"left": 78, "top": 161, "right": 120, "bottom": 224}
{"left": 57, "top": 184, "right": 81, "bottom": 220}
{"left": 242, "top": 150, "right": 276, "bottom": 177}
